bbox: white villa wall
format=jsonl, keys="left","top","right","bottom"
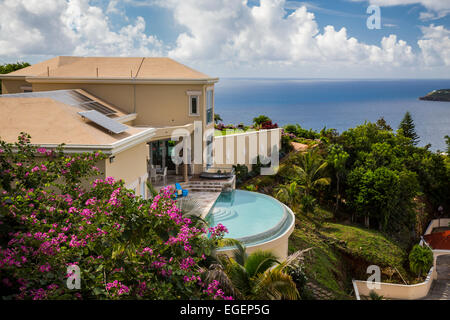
{"left": 213, "top": 128, "right": 282, "bottom": 169}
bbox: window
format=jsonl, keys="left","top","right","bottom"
{"left": 206, "top": 88, "right": 214, "bottom": 124}
{"left": 189, "top": 95, "right": 199, "bottom": 115}
{"left": 187, "top": 90, "right": 201, "bottom": 116}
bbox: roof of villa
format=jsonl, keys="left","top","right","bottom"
{"left": 0, "top": 90, "right": 154, "bottom": 152}
{"left": 1, "top": 56, "right": 217, "bottom": 82}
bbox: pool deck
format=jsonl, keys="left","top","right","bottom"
{"left": 188, "top": 191, "right": 221, "bottom": 219}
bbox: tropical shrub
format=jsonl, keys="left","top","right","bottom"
{"left": 0, "top": 134, "right": 231, "bottom": 300}
{"left": 212, "top": 241, "right": 300, "bottom": 300}
{"left": 260, "top": 120, "right": 278, "bottom": 130}
{"left": 283, "top": 124, "right": 320, "bottom": 140}
{"left": 408, "top": 244, "right": 433, "bottom": 278}
{"left": 253, "top": 115, "right": 271, "bottom": 127}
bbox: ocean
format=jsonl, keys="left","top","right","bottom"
{"left": 214, "top": 78, "right": 450, "bottom": 151}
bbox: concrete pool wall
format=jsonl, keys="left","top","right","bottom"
{"left": 215, "top": 202, "right": 295, "bottom": 260}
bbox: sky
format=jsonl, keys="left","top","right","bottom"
{"left": 0, "top": 0, "right": 449, "bottom": 78}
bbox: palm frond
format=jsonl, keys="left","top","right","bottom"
{"left": 253, "top": 269, "right": 299, "bottom": 300}
{"left": 217, "top": 238, "right": 247, "bottom": 266}
{"left": 203, "top": 263, "right": 243, "bottom": 299}
{"left": 244, "top": 250, "right": 279, "bottom": 278}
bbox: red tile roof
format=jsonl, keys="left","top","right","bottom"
{"left": 423, "top": 230, "right": 450, "bottom": 250}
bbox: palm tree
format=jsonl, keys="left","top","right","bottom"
{"left": 206, "top": 240, "right": 310, "bottom": 300}
{"left": 293, "top": 150, "right": 331, "bottom": 197}
{"left": 327, "top": 144, "right": 349, "bottom": 213}
{"left": 274, "top": 181, "right": 299, "bottom": 207}
{"left": 214, "top": 113, "right": 223, "bottom": 124}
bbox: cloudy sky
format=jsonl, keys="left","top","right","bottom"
{"left": 0, "top": 0, "right": 449, "bottom": 78}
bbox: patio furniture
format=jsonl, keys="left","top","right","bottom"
{"left": 175, "top": 183, "right": 189, "bottom": 198}
{"left": 156, "top": 167, "right": 167, "bottom": 183}
{"left": 149, "top": 168, "right": 158, "bottom": 183}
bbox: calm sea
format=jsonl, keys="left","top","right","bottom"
{"left": 214, "top": 78, "right": 450, "bottom": 151}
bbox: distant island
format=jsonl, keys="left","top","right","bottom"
{"left": 419, "top": 89, "right": 450, "bottom": 101}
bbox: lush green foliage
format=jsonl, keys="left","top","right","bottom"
{"left": 338, "top": 120, "right": 449, "bottom": 234}
{"left": 275, "top": 182, "right": 299, "bottom": 208}
{"left": 284, "top": 124, "right": 320, "bottom": 140}
{"left": 408, "top": 244, "right": 433, "bottom": 277}
{"left": 0, "top": 134, "right": 230, "bottom": 300}
{"left": 214, "top": 114, "right": 223, "bottom": 124}
{"left": 398, "top": 111, "right": 419, "bottom": 145}
{"left": 252, "top": 115, "right": 272, "bottom": 127}
{"left": 214, "top": 241, "right": 300, "bottom": 300}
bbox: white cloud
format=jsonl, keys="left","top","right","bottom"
{"left": 0, "top": 0, "right": 449, "bottom": 77}
{"left": 418, "top": 24, "right": 450, "bottom": 66}
{"left": 351, "top": 0, "right": 450, "bottom": 20}
{"left": 164, "top": 0, "right": 415, "bottom": 71}
{"left": 352, "top": 0, "right": 450, "bottom": 11}
{"left": 0, "top": 0, "right": 163, "bottom": 60}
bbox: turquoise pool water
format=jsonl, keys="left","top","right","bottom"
{"left": 207, "top": 190, "right": 291, "bottom": 245}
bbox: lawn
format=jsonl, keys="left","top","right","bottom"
{"left": 288, "top": 210, "right": 411, "bottom": 299}
{"left": 214, "top": 129, "right": 256, "bottom": 136}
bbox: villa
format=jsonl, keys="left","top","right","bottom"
{"left": 0, "top": 56, "right": 220, "bottom": 197}
{"left": 0, "top": 56, "right": 292, "bottom": 259}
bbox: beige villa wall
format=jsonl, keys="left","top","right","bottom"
{"left": 29, "top": 82, "right": 213, "bottom": 129}
{"left": 134, "top": 84, "right": 205, "bottom": 127}
{"left": 104, "top": 142, "right": 148, "bottom": 197}
{"left": 30, "top": 82, "right": 136, "bottom": 113}
{"left": 5, "top": 79, "right": 216, "bottom": 177}
{"left": 2, "top": 79, "right": 30, "bottom": 94}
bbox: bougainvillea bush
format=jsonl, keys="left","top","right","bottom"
{"left": 0, "top": 133, "right": 230, "bottom": 300}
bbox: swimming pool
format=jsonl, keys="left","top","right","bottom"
{"left": 206, "top": 190, "right": 295, "bottom": 257}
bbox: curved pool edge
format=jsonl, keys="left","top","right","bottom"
{"left": 216, "top": 201, "right": 296, "bottom": 261}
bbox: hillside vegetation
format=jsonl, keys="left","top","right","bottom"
{"left": 419, "top": 89, "right": 450, "bottom": 102}
{"left": 235, "top": 115, "right": 449, "bottom": 299}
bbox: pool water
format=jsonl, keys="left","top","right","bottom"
{"left": 206, "top": 190, "right": 290, "bottom": 244}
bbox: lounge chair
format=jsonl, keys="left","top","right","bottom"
{"left": 175, "top": 183, "right": 189, "bottom": 198}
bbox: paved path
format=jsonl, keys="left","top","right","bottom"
{"left": 422, "top": 255, "right": 450, "bottom": 300}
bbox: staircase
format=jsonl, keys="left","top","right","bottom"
{"left": 180, "top": 176, "right": 235, "bottom": 193}
{"left": 210, "top": 207, "right": 238, "bottom": 221}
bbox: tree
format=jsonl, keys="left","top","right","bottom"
{"left": 445, "top": 135, "right": 450, "bottom": 155}
{"left": 0, "top": 62, "right": 30, "bottom": 94}
{"left": 212, "top": 240, "right": 307, "bottom": 300}
{"left": 214, "top": 113, "right": 223, "bottom": 124}
{"left": 300, "top": 194, "right": 317, "bottom": 215}
{"left": 327, "top": 144, "right": 349, "bottom": 213}
{"left": 398, "top": 111, "right": 419, "bottom": 145}
{"left": 409, "top": 244, "right": 433, "bottom": 278}
{"left": 253, "top": 115, "right": 271, "bottom": 128}
{"left": 275, "top": 182, "right": 299, "bottom": 208}
{"left": 292, "top": 149, "right": 331, "bottom": 197}
{"left": 347, "top": 166, "right": 418, "bottom": 230}
{"left": 376, "top": 117, "right": 392, "bottom": 131}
